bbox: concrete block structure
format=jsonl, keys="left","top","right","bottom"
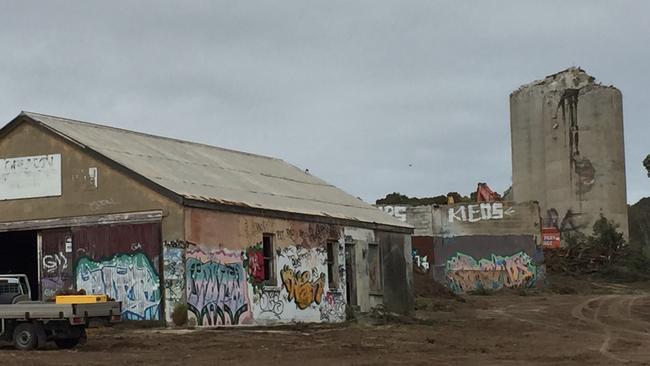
{"left": 0, "top": 112, "right": 414, "bottom": 325}
{"left": 379, "top": 202, "right": 544, "bottom": 293}
{"left": 510, "top": 68, "right": 628, "bottom": 242}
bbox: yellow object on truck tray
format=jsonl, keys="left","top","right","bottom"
{"left": 55, "top": 295, "right": 108, "bottom": 304}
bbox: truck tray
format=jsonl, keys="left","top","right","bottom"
{"left": 56, "top": 295, "right": 108, "bottom": 304}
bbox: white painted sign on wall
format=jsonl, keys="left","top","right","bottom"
{"left": 377, "top": 205, "right": 408, "bottom": 222}
{"left": 0, "top": 154, "right": 62, "bottom": 200}
{"left": 448, "top": 202, "right": 516, "bottom": 223}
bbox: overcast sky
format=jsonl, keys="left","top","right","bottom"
{"left": 0, "top": 1, "right": 648, "bottom": 204}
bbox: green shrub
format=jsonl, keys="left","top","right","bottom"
{"left": 171, "top": 303, "right": 188, "bottom": 327}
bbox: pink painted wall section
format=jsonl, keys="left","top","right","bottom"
{"left": 183, "top": 207, "right": 347, "bottom": 326}
{"left": 185, "top": 208, "right": 342, "bottom": 249}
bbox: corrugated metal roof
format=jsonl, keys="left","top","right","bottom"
{"left": 21, "top": 112, "right": 410, "bottom": 229}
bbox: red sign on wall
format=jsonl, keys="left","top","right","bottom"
{"left": 542, "top": 227, "right": 561, "bottom": 249}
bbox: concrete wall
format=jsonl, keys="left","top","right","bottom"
{"left": 377, "top": 205, "right": 408, "bottom": 222}
{"left": 343, "top": 227, "right": 376, "bottom": 312}
{"left": 510, "top": 68, "right": 628, "bottom": 241}
{"left": 407, "top": 201, "right": 544, "bottom": 293}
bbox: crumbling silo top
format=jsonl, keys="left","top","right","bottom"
{"left": 511, "top": 67, "right": 602, "bottom": 96}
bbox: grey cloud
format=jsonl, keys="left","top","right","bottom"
{"left": 0, "top": 0, "right": 648, "bottom": 204}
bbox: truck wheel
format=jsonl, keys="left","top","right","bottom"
{"left": 13, "top": 323, "right": 37, "bottom": 351}
{"left": 55, "top": 328, "right": 86, "bottom": 349}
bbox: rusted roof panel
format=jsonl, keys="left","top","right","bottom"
{"left": 21, "top": 112, "right": 409, "bottom": 229}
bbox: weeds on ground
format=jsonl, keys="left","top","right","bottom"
{"left": 172, "top": 303, "right": 189, "bottom": 327}
{"left": 467, "top": 287, "right": 495, "bottom": 296}
{"left": 547, "top": 215, "right": 650, "bottom": 282}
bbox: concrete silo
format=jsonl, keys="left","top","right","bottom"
{"left": 510, "top": 67, "right": 628, "bottom": 241}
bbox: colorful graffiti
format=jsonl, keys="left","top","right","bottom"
{"left": 163, "top": 242, "right": 185, "bottom": 322}
{"left": 243, "top": 243, "right": 265, "bottom": 284}
{"left": 319, "top": 291, "right": 345, "bottom": 322}
{"left": 280, "top": 265, "right": 325, "bottom": 310}
{"left": 186, "top": 248, "right": 252, "bottom": 326}
{"left": 412, "top": 249, "right": 430, "bottom": 272}
{"left": 445, "top": 251, "right": 537, "bottom": 293}
{"left": 76, "top": 253, "right": 161, "bottom": 320}
{"left": 174, "top": 242, "right": 346, "bottom": 325}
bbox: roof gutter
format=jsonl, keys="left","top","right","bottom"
{"left": 182, "top": 198, "right": 414, "bottom": 234}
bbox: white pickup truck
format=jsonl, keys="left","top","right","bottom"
{"left": 0, "top": 274, "right": 121, "bottom": 350}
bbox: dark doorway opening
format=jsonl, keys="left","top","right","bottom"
{"left": 0, "top": 231, "right": 39, "bottom": 300}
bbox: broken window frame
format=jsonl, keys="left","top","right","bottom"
{"left": 326, "top": 241, "right": 338, "bottom": 289}
{"left": 262, "top": 233, "right": 276, "bottom": 285}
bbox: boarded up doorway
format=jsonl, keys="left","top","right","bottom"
{"left": 345, "top": 243, "right": 357, "bottom": 306}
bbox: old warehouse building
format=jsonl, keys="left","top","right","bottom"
{"left": 0, "top": 112, "right": 413, "bottom": 326}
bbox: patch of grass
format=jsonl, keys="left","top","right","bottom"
{"left": 415, "top": 297, "right": 432, "bottom": 310}
{"left": 516, "top": 288, "right": 530, "bottom": 296}
{"left": 550, "top": 285, "right": 578, "bottom": 295}
{"left": 467, "top": 287, "right": 495, "bottom": 296}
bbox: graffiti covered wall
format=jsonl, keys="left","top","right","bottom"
{"left": 406, "top": 202, "right": 545, "bottom": 293}
{"left": 186, "top": 246, "right": 253, "bottom": 326}
{"left": 432, "top": 235, "right": 544, "bottom": 293}
{"left": 163, "top": 241, "right": 185, "bottom": 323}
{"left": 40, "top": 230, "right": 75, "bottom": 299}
{"left": 39, "top": 222, "right": 164, "bottom": 320}
{"left": 252, "top": 245, "right": 344, "bottom": 323}
{"left": 445, "top": 251, "right": 538, "bottom": 293}
{"left": 76, "top": 253, "right": 161, "bottom": 320}
{"left": 184, "top": 208, "right": 347, "bottom": 326}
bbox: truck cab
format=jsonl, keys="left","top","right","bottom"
{"left": 0, "top": 275, "right": 32, "bottom": 304}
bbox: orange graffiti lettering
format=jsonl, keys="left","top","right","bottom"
{"left": 280, "top": 265, "right": 325, "bottom": 310}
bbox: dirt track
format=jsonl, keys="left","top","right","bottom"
{"left": 3, "top": 281, "right": 650, "bottom": 365}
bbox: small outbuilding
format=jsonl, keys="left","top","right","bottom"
{"left": 0, "top": 112, "right": 413, "bottom": 325}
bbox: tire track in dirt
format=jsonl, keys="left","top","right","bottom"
{"left": 571, "top": 295, "right": 650, "bottom": 363}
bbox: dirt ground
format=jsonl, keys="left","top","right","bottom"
{"left": 4, "top": 276, "right": 650, "bottom": 366}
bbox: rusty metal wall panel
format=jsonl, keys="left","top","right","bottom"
{"left": 72, "top": 223, "right": 161, "bottom": 263}
{"left": 72, "top": 222, "right": 162, "bottom": 320}
{"left": 37, "top": 222, "right": 164, "bottom": 320}
{"left": 411, "top": 236, "right": 434, "bottom": 272}
{"left": 40, "top": 229, "right": 74, "bottom": 299}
